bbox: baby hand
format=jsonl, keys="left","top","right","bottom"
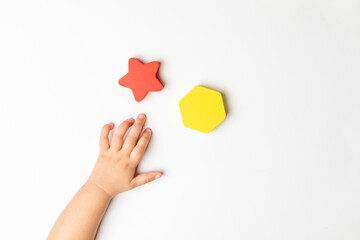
{"left": 88, "top": 114, "right": 162, "bottom": 198}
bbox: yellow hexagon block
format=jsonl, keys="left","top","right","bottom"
{"left": 179, "top": 86, "right": 226, "bottom": 133}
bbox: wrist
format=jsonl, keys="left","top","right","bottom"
{"left": 85, "top": 180, "right": 113, "bottom": 201}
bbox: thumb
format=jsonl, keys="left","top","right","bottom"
{"left": 131, "top": 171, "right": 162, "bottom": 188}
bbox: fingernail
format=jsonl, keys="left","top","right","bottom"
{"left": 138, "top": 113, "right": 145, "bottom": 119}
{"left": 146, "top": 128, "right": 152, "bottom": 133}
{"left": 155, "top": 174, "right": 162, "bottom": 179}
{"left": 127, "top": 118, "right": 135, "bottom": 123}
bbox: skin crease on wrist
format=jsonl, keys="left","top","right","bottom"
{"left": 47, "top": 113, "right": 162, "bottom": 240}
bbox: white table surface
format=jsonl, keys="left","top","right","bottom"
{"left": 1, "top": 1, "right": 359, "bottom": 239}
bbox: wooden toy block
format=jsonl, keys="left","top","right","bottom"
{"left": 118, "top": 58, "right": 163, "bottom": 102}
{"left": 179, "top": 86, "right": 226, "bottom": 133}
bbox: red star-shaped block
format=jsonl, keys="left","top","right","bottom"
{"left": 118, "top": 58, "right": 163, "bottom": 102}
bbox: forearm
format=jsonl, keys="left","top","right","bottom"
{"left": 47, "top": 181, "right": 111, "bottom": 240}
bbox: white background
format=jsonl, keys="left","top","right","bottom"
{"left": 1, "top": 0, "right": 360, "bottom": 239}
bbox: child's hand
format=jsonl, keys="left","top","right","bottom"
{"left": 88, "top": 113, "right": 162, "bottom": 198}
{"left": 48, "top": 114, "right": 161, "bottom": 239}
